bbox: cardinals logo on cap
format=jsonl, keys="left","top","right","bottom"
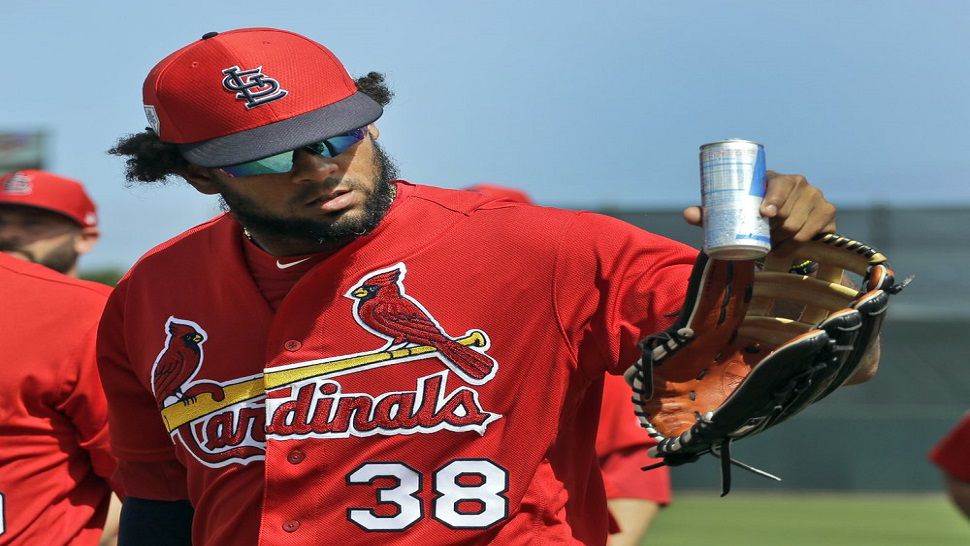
{"left": 2, "top": 172, "right": 32, "bottom": 195}
{"left": 221, "top": 65, "right": 288, "bottom": 109}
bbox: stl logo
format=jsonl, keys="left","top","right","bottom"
{"left": 1, "top": 172, "right": 32, "bottom": 195}
{"left": 221, "top": 65, "right": 288, "bottom": 109}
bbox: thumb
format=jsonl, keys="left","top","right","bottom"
{"left": 682, "top": 206, "right": 703, "bottom": 226}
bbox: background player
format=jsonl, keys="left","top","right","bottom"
{"left": 0, "top": 169, "right": 100, "bottom": 278}
{"left": 596, "top": 374, "right": 671, "bottom": 545}
{"left": 0, "top": 169, "right": 120, "bottom": 545}
{"left": 467, "top": 184, "right": 672, "bottom": 544}
{"left": 0, "top": 252, "right": 120, "bottom": 545}
{"left": 101, "top": 28, "right": 851, "bottom": 545}
{"left": 930, "top": 413, "right": 970, "bottom": 519}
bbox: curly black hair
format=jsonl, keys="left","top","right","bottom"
{"left": 108, "top": 72, "right": 393, "bottom": 184}
{"left": 355, "top": 72, "right": 393, "bottom": 107}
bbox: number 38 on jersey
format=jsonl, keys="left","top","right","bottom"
{"left": 348, "top": 459, "right": 509, "bottom": 531}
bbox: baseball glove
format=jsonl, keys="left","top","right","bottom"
{"left": 628, "top": 233, "right": 907, "bottom": 495}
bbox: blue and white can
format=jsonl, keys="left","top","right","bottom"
{"left": 699, "top": 139, "right": 771, "bottom": 260}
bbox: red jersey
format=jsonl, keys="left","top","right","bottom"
{"left": 930, "top": 413, "right": 970, "bottom": 482}
{"left": 596, "top": 374, "right": 671, "bottom": 505}
{"left": 0, "top": 253, "right": 117, "bottom": 545}
{"left": 468, "top": 184, "right": 674, "bottom": 508}
{"left": 97, "top": 182, "right": 695, "bottom": 545}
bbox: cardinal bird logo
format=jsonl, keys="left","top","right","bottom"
{"left": 151, "top": 317, "right": 224, "bottom": 408}
{"left": 347, "top": 263, "right": 498, "bottom": 385}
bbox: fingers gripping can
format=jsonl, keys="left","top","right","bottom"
{"left": 699, "top": 139, "right": 771, "bottom": 259}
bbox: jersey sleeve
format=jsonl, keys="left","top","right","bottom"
{"left": 56, "top": 320, "right": 122, "bottom": 495}
{"left": 554, "top": 212, "right": 697, "bottom": 377}
{"left": 930, "top": 414, "right": 970, "bottom": 482}
{"left": 97, "top": 280, "right": 189, "bottom": 500}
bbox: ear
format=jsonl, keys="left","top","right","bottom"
{"left": 367, "top": 123, "right": 380, "bottom": 140}
{"left": 180, "top": 164, "right": 223, "bottom": 195}
{"left": 73, "top": 226, "right": 100, "bottom": 256}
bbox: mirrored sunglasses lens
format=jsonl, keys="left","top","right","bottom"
{"left": 306, "top": 128, "right": 368, "bottom": 158}
{"left": 220, "top": 151, "right": 296, "bottom": 177}
{"left": 219, "top": 128, "right": 367, "bottom": 177}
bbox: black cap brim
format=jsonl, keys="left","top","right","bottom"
{"left": 178, "top": 91, "right": 383, "bottom": 168}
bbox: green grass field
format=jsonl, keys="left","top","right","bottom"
{"left": 645, "top": 493, "right": 969, "bottom": 546}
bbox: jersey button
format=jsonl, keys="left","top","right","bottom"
{"left": 282, "top": 520, "right": 300, "bottom": 532}
{"left": 284, "top": 340, "right": 302, "bottom": 351}
{"left": 287, "top": 449, "right": 306, "bottom": 464}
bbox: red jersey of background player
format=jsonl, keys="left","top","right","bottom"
{"left": 98, "top": 182, "right": 695, "bottom": 544}
{"left": 597, "top": 374, "right": 672, "bottom": 505}
{"left": 930, "top": 413, "right": 970, "bottom": 482}
{"left": 0, "top": 252, "right": 119, "bottom": 545}
{"left": 929, "top": 413, "right": 970, "bottom": 519}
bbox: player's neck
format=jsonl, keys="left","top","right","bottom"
{"left": 242, "top": 227, "right": 350, "bottom": 257}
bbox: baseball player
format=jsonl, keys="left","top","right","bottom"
{"left": 100, "top": 28, "right": 858, "bottom": 545}
{"left": 930, "top": 413, "right": 970, "bottom": 519}
{"left": 0, "top": 252, "right": 121, "bottom": 545}
{"left": 597, "top": 373, "right": 672, "bottom": 545}
{"left": 466, "top": 184, "right": 672, "bottom": 544}
{"left": 0, "top": 169, "right": 99, "bottom": 277}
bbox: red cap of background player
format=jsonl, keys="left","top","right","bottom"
{"left": 142, "top": 28, "right": 383, "bottom": 168}
{"left": 0, "top": 170, "right": 98, "bottom": 228}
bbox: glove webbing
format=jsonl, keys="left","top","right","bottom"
{"left": 641, "top": 438, "right": 782, "bottom": 496}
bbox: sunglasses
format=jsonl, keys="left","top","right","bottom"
{"left": 219, "top": 127, "right": 368, "bottom": 178}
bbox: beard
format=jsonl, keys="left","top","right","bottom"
{"left": 215, "top": 139, "right": 399, "bottom": 250}
{"left": 0, "top": 238, "right": 79, "bottom": 274}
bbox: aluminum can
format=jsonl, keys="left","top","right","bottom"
{"left": 699, "top": 139, "right": 771, "bottom": 259}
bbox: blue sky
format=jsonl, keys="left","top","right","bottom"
{"left": 3, "top": 1, "right": 968, "bottom": 270}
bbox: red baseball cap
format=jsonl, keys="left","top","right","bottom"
{"left": 0, "top": 170, "right": 98, "bottom": 228}
{"left": 143, "top": 27, "right": 383, "bottom": 168}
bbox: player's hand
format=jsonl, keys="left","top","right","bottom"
{"left": 682, "top": 171, "right": 838, "bottom": 250}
